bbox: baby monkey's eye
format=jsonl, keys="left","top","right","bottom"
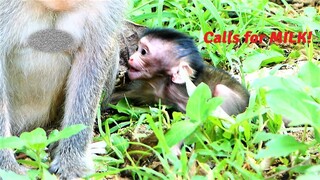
{"left": 141, "top": 49, "right": 147, "bottom": 55}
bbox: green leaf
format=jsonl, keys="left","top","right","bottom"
{"left": 314, "top": 128, "right": 320, "bottom": 143}
{"left": 0, "top": 169, "right": 30, "bottom": 180}
{"left": 172, "top": 111, "right": 184, "bottom": 123}
{"left": 0, "top": 136, "right": 25, "bottom": 149}
{"left": 311, "top": 87, "right": 320, "bottom": 99}
{"left": 261, "top": 51, "right": 286, "bottom": 66}
{"left": 288, "top": 50, "right": 301, "bottom": 59}
{"left": 109, "top": 98, "right": 149, "bottom": 118}
{"left": 186, "top": 83, "right": 212, "bottom": 120}
{"left": 186, "top": 83, "right": 221, "bottom": 124}
{"left": 256, "top": 135, "right": 308, "bottom": 158}
{"left": 298, "top": 175, "right": 320, "bottom": 180}
{"left": 192, "top": 176, "right": 207, "bottom": 180}
{"left": 270, "top": 44, "right": 284, "bottom": 55}
{"left": 47, "top": 124, "right": 87, "bottom": 145}
{"left": 243, "top": 50, "right": 285, "bottom": 73}
{"left": 304, "top": 7, "right": 317, "bottom": 18}
{"left": 298, "top": 61, "right": 320, "bottom": 88}
{"left": 111, "top": 134, "right": 129, "bottom": 154}
{"left": 266, "top": 89, "right": 319, "bottom": 127}
{"left": 253, "top": 132, "right": 279, "bottom": 143}
{"left": 20, "top": 128, "right": 47, "bottom": 150}
{"left": 108, "top": 99, "right": 132, "bottom": 115}
{"left": 165, "top": 121, "right": 199, "bottom": 147}
{"left": 26, "top": 169, "right": 39, "bottom": 180}
{"left": 227, "top": 159, "right": 263, "bottom": 179}
{"left": 42, "top": 169, "right": 57, "bottom": 180}
{"left": 297, "top": 165, "right": 320, "bottom": 180}
{"left": 209, "top": 140, "right": 232, "bottom": 153}
{"left": 242, "top": 54, "right": 263, "bottom": 73}
{"left": 253, "top": 76, "right": 305, "bottom": 91}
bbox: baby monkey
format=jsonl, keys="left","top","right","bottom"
{"left": 113, "top": 28, "right": 249, "bottom": 116}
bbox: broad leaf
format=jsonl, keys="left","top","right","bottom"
{"left": 243, "top": 50, "right": 285, "bottom": 73}
{"left": 111, "top": 134, "right": 129, "bottom": 154}
{"left": 186, "top": 83, "right": 222, "bottom": 124}
{"left": 298, "top": 61, "right": 320, "bottom": 88}
{"left": 253, "top": 76, "right": 305, "bottom": 92}
{"left": 266, "top": 89, "right": 319, "bottom": 127}
{"left": 47, "top": 124, "right": 87, "bottom": 145}
{"left": 256, "top": 135, "right": 308, "bottom": 158}
{"left": 20, "top": 128, "right": 47, "bottom": 150}
{"left": 165, "top": 121, "right": 199, "bottom": 147}
{"left": 0, "top": 136, "right": 25, "bottom": 149}
{"left": 0, "top": 169, "right": 29, "bottom": 180}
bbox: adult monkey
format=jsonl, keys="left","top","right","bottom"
{"left": 0, "top": 0, "right": 125, "bottom": 179}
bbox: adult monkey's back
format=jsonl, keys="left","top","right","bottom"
{"left": 0, "top": 0, "right": 126, "bottom": 179}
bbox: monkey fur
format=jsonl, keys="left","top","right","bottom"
{"left": 0, "top": 0, "right": 125, "bottom": 179}
{"left": 112, "top": 28, "right": 249, "bottom": 116}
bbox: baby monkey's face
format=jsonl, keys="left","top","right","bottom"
{"left": 128, "top": 36, "right": 179, "bottom": 80}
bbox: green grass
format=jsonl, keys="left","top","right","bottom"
{"left": 128, "top": 0, "right": 320, "bottom": 69}
{"left": 116, "top": 0, "right": 320, "bottom": 179}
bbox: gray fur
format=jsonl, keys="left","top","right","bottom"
{"left": 0, "top": 0, "right": 126, "bottom": 179}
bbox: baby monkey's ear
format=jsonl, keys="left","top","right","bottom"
{"left": 171, "top": 61, "right": 194, "bottom": 84}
